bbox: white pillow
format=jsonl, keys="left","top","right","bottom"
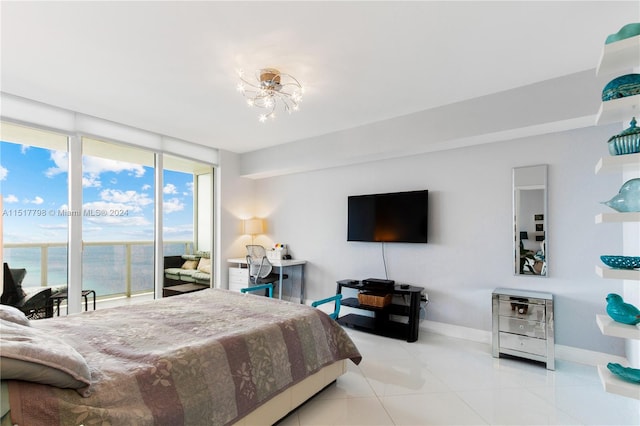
{"left": 197, "top": 257, "right": 211, "bottom": 274}
{"left": 0, "top": 304, "right": 30, "bottom": 326}
{"left": 0, "top": 319, "right": 91, "bottom": 396}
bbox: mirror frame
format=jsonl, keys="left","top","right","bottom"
{"left": 513, "top": 165, "right": 548, "bottom": 277}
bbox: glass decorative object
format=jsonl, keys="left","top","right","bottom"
{"left": 602, "top": 74, "right": 640, "bottom": 101}
{"left": 608, "top": 117, "right": 640, "bottom": 155}
{"left": 605, "top": 23, "right": 640, "bottom": 44}
{"left": 605, "top": 293, "right": 640, "bottom": 325}
{"left": 602, "top": 178, "right": 640, "bottom": 212}
{"left": 601, "top": 255, "right": 640, "bottom": 270}
{"left": 607, "top": 363, "right": 640, "bottom": 384}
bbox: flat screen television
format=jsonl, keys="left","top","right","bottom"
{"left": 347, "top": 190, "right": 428, "bottom": 243}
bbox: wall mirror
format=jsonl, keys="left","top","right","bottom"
{"left": 513, "top": 165, "right": 548, "bottom": 277}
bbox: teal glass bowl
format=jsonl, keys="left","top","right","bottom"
{"left": 601, "top": 255, "right": 640, "bottom": 270}
{"left": 602, "top": 74, "right": 640, "bottom": 101}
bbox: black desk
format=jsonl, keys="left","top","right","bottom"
{"left": 336, "top": 279, "right": 425, "bottom": 342}
{"left": 50, "top": 290, "right": 96, "bottom": 316}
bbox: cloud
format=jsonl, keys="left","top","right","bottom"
{"left": 163, "top": 224, "right": 194, "bottom": 236}
{"left": 100, "top": 189, "right": 153, "bottom": 210}
{"left": 162, "top": 225, "right": 193, "bottom": 244}
{"left": 80, "top": 187, "right": 154, "bottom": 226}
{"left": 85, "top": 215, "right": 150, "bottom": 227}
{"left": 0, "top": 165, "right": 7, "bottom": 181}
{"left": 83, "top": 200, "right": 131, "bottom": 211}
{"left": 83, "top": 175, "right": 102, "bottom": 188}
{"left": 163, "top": 183, "right": 178, "bottom": 194}
{"left": 163, "top": 197, "right": 184, "bottom": 214}
{"left": 39, "top": 224, "right": 69, "bottom": 230}
{"left": 26, "top": 196, "right": 44, "bottom": 205}
{"left": 45, "top": 152, "right": 146, "bottom": 184}
{"left": 142, "top": 184, "right": 151, "bottom": 191}
{"left": 44, "top": 151, "right": 68, "bottom": 178}
{"left": 82, "top": 199, "right": 151, "bottom": 227}
{"left": 3, "top": 194, "right": 19, "bottom": 203}
{"left": 186, "top": 182, "right": 194, "bottom": 194}
{"left": 84, "top": 156, "right": 145, "bottom": 177}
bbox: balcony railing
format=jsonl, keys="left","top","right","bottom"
{"left": 3, "top": 240, "right": 193, "bottom": 299}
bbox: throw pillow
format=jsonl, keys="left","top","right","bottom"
{"left": 182, "top": 260, "right": 199, "bottom": 270}
{"left": 197, "top": 257, "right": 211, "bottom": 274}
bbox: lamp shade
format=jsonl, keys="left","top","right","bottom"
{"left": 243, "top": 218, "right": 264, "bottom": 235}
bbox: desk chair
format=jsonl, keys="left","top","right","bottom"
{"left": 311, "top": 294, "right": 342, "bottom": 320}
{"left": 246, "top": 245, "right": 288, "bottom": 296}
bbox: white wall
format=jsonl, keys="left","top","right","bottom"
{"left": 223, "top": 123, "right": 627, "bottom": 356}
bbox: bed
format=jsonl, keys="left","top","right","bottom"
{"left": 0, "top": 288, "right": 362, "bottom": 425}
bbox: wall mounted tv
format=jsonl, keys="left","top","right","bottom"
{"left": 347, "top": 190, "right": 428, "bottom": 243}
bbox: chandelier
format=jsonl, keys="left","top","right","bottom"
{"left": 236, "top": 68, "right": 303, "bottom": 122}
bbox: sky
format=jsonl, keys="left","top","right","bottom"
{"left": 1, "top": 141, "right": 194, "bottom": 243}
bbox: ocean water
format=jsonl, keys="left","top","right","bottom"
{"left": 4, "top": 242, "right": 189, "bottom": 297}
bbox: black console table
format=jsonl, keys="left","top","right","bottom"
{"left": 336, "top": 279, "right": 425, "bottom": 342}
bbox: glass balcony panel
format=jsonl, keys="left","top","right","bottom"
{"left": 3, "top": 246, "right": 43, "bottom": 287}
{"left": 130, "top": 243, "right": 154, "bottom": 294}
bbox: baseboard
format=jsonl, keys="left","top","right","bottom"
{"left": 420, "top": 320, "right": 627, "bottom": 367}
{"left": 554, "top": 344, "right": 627, "bottom": 366}
{"left": 420, "top": 320, "right": 492, "bottom": 345}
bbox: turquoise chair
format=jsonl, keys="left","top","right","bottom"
{"left": 240, "top": 283, "right": 274, "bottom": 298}
{"left": 311, "top": 294, "right": 342, "bottom": 320}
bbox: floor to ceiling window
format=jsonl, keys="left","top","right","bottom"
{"left": 81, "top": 137, "right": 156, "bottom": 298}
{"left": 1, "top": 122, "right": 69, "bottom": 289}
{"left": 2, "top": 98, "right": 219, "bottom": 313}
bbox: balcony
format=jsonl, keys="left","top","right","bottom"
{"left": 3, "top": 240, "right": 194, "bottom": 311}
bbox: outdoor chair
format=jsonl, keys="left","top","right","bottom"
{"left": 2, "top": 263, "right": 53, "bottom": 319}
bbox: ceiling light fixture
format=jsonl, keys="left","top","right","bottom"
{"left": 236, "top": 68, "right": 303, "bottom": 123}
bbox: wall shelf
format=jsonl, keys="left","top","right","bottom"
{"left": 596, "top": 212, "right": 640, "bottom": 223}
{"left": 596, "top": 95, "right": 640, "bottom": 126}
{"left": 596, "top": 35, "right": 640, "bottom": 76}
{"left": 595, "top": 153, "right": 640, "bottom": 174}
{"left": 594, "top": 28, "right": 640, "bottom": 401}
{"left": 595, "top": 265, "right": 640, "bottom": 281}
{"left": 596, "top": 315, "right": 640, "bottom": 340}
{"left": 597, "top": 365, "right": 640, "bottom": 400}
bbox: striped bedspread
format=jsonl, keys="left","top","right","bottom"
{"left": 7, "top": 289, "right": 361, "bottom": 425}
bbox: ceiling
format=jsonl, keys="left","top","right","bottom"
{"left": 1, "top": 1, "right": 636, "bottom": 154}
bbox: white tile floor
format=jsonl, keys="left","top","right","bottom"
{"left": 278, "top": 330, "right": 640, "bottom": 426}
